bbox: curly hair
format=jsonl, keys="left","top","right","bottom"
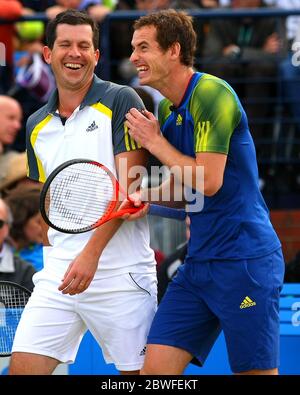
{"left": 133, "top": 9, "right": 197, "bottom": 67}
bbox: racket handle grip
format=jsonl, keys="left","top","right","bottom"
{"left": 148, "top": 204, "right": 186, "bottom": 221}
{"left": 109, "top": 203, "right": 146, "bottom": 219}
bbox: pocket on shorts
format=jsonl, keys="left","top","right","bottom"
{"left": 127, "top": 272, "right": 157, "bottom": 296}
{"left": 242, "top": 255, "right": 273, "bottom": 289}
{"left": 243, "top": 261, "right": 262, "bottom": 288}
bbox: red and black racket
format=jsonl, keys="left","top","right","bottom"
{"left": 40, "top": 159, "right": 145, "bottom": 234}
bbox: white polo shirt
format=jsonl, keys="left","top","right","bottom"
{"left": 26, "top": 75, "right": 155, "bottom": 277}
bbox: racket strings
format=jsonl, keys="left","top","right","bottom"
{"left": 0, "top": 284, "right": 30, "bottom": 356}
{"left": 46, "top": 163, "right": 115, "bottom": 232}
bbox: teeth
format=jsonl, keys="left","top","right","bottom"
{"left": 65, "top": 63, "right": 83, "bottom": 69}
{"left": 137, "top": 67, "right": 147, "bottom": 72}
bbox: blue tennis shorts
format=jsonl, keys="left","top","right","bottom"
{"left": 148, "top": 248, "right": 284, "bottom": 373}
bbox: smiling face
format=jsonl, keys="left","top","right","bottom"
{"left": 43, "top": 23, "right": 99, "bottom": 91}
{"left": 130, "top": 25, "right": 172, "bottom": 89}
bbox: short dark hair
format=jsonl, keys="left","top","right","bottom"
{"left": 133, "top": 10, "right": 196, "bottom": 67}
{"left": 46, "top": 9, "right": 99, "bottom": 50}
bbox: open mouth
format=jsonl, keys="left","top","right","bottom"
{"left": 136, "top": 66, "right": 148, "bottom": 74}
{"left": 64, "top": 63, "right": 84, "bottom": 70}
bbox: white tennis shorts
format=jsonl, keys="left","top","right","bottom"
{"left": 12, "top": 259, "right": 157, "bottom": 372}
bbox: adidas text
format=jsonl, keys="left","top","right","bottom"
{"left": 240, "top": 296, "right": 256, "bottom": 309}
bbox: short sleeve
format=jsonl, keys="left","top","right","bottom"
{"left": 112, "top": 87, "right": 145, "bottom": 155}
{"left": 191, "top": 76, "right": 242, "bottom": 154}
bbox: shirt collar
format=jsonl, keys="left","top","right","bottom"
{"left": 46, "top": 74, "right": 103, "bottom": 114}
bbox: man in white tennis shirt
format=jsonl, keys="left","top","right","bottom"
{"left": 9, "top": 9, "right": 157, "bottom": 375}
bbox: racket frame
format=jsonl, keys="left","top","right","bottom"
{"left": 40, "top": 159, "right": 144, "bottom": 234}
{"left": 0, "top": 281, "right": 31, "bottom": 297}
{"left": 0, "top": 281, "right": 31, "bottom": 357}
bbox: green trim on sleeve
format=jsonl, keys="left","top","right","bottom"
{"left": 191, "top": 75, "right": 242, "bottom": 154}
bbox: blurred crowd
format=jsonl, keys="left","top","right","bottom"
{"left": 0, "top": 0, "right": 300, "bottom": 287}
{"left": 0, "top": 0, "right": 299, "bottom": 177}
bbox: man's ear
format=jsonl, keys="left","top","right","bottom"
{"left": 95, "top": 49, "right": 100, "bottom": 66}
{"left": 43, "top": 46, "right": 51, "bottom": 65}
{"left": 170, "top": 42, "right": 181, "bottom": 60}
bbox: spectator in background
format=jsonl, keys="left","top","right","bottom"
{"left": 0, "top": 151, "right": 35, "bottom": 198}
{"left": 21, "top": 1, "right": 56, "bottom": 12}
{"left": 0, "top": 96, "right": 22, "bottom": 154}
{"left": 278, "top": 25, "right": 300, "bottom": 192}
{"left": 9, "top": 22, "right": 52, "bottom": 152}
{"left": 46, "top": 0, "right": 112, "bottom": 22}
{"left": 0, "top": 198, "right": 36, "bottom": 291}
{"left": 177, "top": 0, "right": 220, "bottom": 6}
{"left": 134, "top": 0, "right": 170, "bottom": 10}
{"left": 0, "top": 0, "right": 23, "bottom": 93}
{"left": 12, "top": 21, "right": 56, "bottom": 104}
{"left": 279, "top": 7, "right": 300, "bottom": 134}
{"left": 5, "top": 185, "right": 43, "bottom": 272}
{"left": 276, "top": 0, "right": 300, "bottom": 45}
{"left": 169, "top": 0, "right": 220, "bottom": 62}
{"left": 203, "top": 0, "right": 287, "bottom": 154}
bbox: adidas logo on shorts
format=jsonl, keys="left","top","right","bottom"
{"left": 240, "top": 296, "right": 256, "bottom": 309}
{"left": 139, "top": 346, "right": 147, "bottom": 356}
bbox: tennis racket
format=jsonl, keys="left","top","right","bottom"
{"left": 0, "top": 281, "right": 31, "bottom": 357}
{"left": 40, "top": 159, "right": 145, "bottom": 234}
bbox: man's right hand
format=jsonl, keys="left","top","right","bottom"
{"left": 120, "top": 191, "right": 150, "bottom": 221}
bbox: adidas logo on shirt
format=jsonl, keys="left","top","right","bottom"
{"left": 240, "top": 296, "right": 256, "bottom": 309}
{"left": 86, "top": 121, "right": 99, "bottom": 132}
{"left": 176, "top": 114, "right": 182, "bottom": 126}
